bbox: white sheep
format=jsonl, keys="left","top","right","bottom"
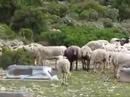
{"left": 96, "top": 40, "right": 109, "bottom": 45}
{"left": 110, "top": 38, "right": 120, "bottom": 44}
{"left": 86, "top": 40, "right": 104, "bottom": 51}
{"left": 109, "top": 52, "right": 130, "bottom": 78}
{"left": 90, "top": 49, "right": 109, "bottom": 72}
{"left": 81, "top": 45, "right": 92, "bottom": 70}
{"left": 57, "top": 56, "right": 71, "bottom": 84}
{"left": 124, "top": 43, "right": 130, "bottom": 52}
{"left": 22, "top": 43, "right": 67, "bottom": 67}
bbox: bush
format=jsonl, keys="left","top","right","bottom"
{"left": 0, "top": 24, "right": 16, "bottom": 39}
{"left": 47, "top": 2, "right": 68, "bottom": 17}
{"left": 105, "top": 7, "right": 119, "bottom": 21}
{"left": 0, "top": 47, "right": 34, "bottom": 69}
{"left": 40, "top": 31, "right": 66, "bottom": 45}
{"left": 39, "top": 26, "right": 126, "bottom": 46}
{"left": 103, "top": 18, "right": 113, "bottom": 28}
{"left": 80, "top": 9, "right": 99, "bottom": 21}
{"left": 61, "top": 26, "right": 125, "bottom": 46}
{"left": 19, "top": 28, "right": 34, "bottom": 41}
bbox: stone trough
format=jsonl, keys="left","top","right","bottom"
{"left": 3, "top": 64, "right": 58, "bottom": 80}
{"left": 0, "top": 92, "right": 32, "bottom": 97}
{"left": 118, "top": 67, "right": 130, "bottom": 82}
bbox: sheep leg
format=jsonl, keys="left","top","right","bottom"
{"left": 82, "top": 59, "right": 85, "bottom": 70}
{"left": 116, "top": 66, "right": 122, "bottom": 79}
{"left": 55, "top": 59, "right": 58, "bottom": 70}
{"left": 101, "top": 62, "right": 105, "bottom": 73}
{"left": 65, "top": 73, "right": 67, "bottom": 84}
{"left": 94, "top": 63, "right": 99, "bottom": 73}
{"left": 76, "top": 60, "right": 78, "bottom": 70}
{"left": 86, "top": 59, "right": 90, "bottom": 71}
{"left": 113, "top": 65, "right": 119, "bottom": 78}
{"left": 70, "top": 61, "right": 73, "bottom": 71}
{"left": 34, "top": 59, "right": 37, "bottom": 65}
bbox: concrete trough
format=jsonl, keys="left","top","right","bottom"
{"left": 118, "top": 67, "right": 130, "bottom": 82}
{"left": 0, "top": 92, "right": 32, "bottom": 97}
{"left": 4, "top": 64, "right": 58, "bottom": 80}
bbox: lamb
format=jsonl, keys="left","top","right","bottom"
{"left": 81, "top": 45, "right": 92, "bottom": 70}
{"left": 64, "top": 45, "right": 81, "bottom": 71}
{"left": 57, "top": 55, "right": 71, "bottom": 84}
{"left": 90, "top": 49, "right": 109, "bottom": 72}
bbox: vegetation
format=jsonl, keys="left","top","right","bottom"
{"left": 0, "top": 0, "right": 130, "bottom": 46}
{"left": 41, "top": 26, "right": 126, "bottom": 46}
{"left": 0, "top": 47, "right": 33, "bottom": 69}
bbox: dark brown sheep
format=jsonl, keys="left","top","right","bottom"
{"left": 64, "top": 45, "right": 81, "bottom": 71}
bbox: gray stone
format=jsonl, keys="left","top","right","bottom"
{"left": 0, "top": 92, "right": 32, "bottom": 97}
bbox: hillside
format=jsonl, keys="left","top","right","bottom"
{"left": 0, "top": 0, "right": 130, "bottom": 46}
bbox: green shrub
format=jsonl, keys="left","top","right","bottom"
{"left": 19, "top": 28, "right": 34, "bottom": 41}
{"left": 80, "top": 9, "right": 99, "bottom": 21}
{"left": 0, "top": 47, "right": 33, "bottom": 69}
{"left": 0, "top": 24, "right": 16, "bottom": 39}
{"left": 105, "top": 7, "right": 119, "bottom": 21}
{"left": 61, "top": 26, "right": 125, "bottom": 46}
{"left": 47, "top": 2, "right": 68, "bottom": 17}
{"left": 39, "top": 26, "right": 126, "bottom": 46}
{"left": 40, "top": 31, "right": 66, "bottom": 45}
{"left": 103, "top": 18, "right": 113, "bottom": 28}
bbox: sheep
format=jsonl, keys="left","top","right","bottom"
{"left": 109, "top": 52, "right": 130, "bottom": 78}
{"left": 38, "top": 45, "right": 67, "bottom": 69}
{"left": 120, "top": 37, "right": 129, "bottom": 46}
{"left": 86, "top": 40, "right": 104, "bottom": 51}
{"left": 102, "top": 43, "right": 116, "bottom": 52}
{"left": 96, "top": 40, "right": 109, "bottom": 45}
{"left": 90, "top": 49, "right": 109, "bottom": 72}
{"left": 57, "top": 55, "right": 71, "bottom": 84}
{"left": 124, "top": 43, "right": 130, "bottom": 52}
{"left": 81, "top": 45, "right": 92, "bottom": 70}
{"left": 64, "top": 45, "right": 81, "bottom": 71}
{"left": 110, "top": 37, "right": 129, "bottom": 46}
{"left": 22, "top": 43, "right": 43, "bottom": 65}
{"left": 110, "top": 38, "right": 120, "bottom": 44}
{"left": 22, "top": 43, "right": 67, "bottom": 67}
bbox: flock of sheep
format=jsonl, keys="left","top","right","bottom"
{"left": 1, "top": 37, "right": 130, "bottom": 83}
